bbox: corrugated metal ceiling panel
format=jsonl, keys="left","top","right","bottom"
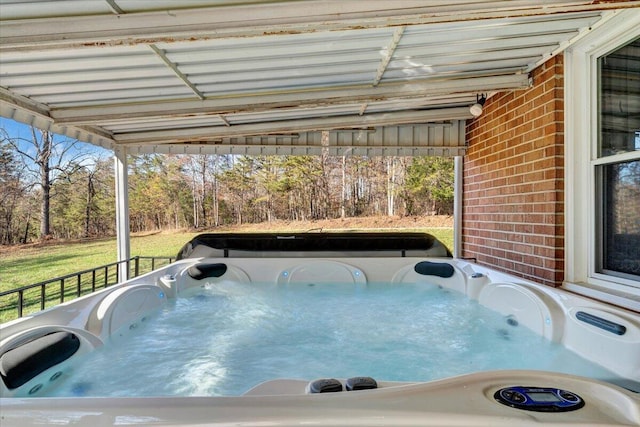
{"left": 1, "top": 1, "right": 638, "bottom": 152}
{"left": 0, "top": 12, "right": 601, "bottom": 105}
{"left": 0, "top": 0, "right": 279, "bottom": 19}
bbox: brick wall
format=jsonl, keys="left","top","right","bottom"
{"left": 463, "top": 55, "right": 564, "bottom": 287}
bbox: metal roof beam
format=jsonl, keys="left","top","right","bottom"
{"left": 2, "top": 1, "right": 639, "bottom": 51}
{"left": 116, "top": 107, "right": 472, "bottom": 145}
{"left": 149, "top": 44, "right": 205, "bottom": 100}
{"left": 218, "top": 114, "right": 231, "bottom": 127}
{"left": 374, "top": 26, "right": 405, "bottom": 87}
{"left": 50, "top": 74, "right": 530, "bottom": 125}
{"left": 105, "top": 0, "right": 125, "bottom": 15}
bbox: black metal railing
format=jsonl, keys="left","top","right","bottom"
{"left": 0, "top": 256, "right": 174, "bottom": 322}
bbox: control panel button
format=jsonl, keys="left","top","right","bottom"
{"left": 559, "top": 390, "right": 580, "bottom": 402}
{"left": 511, "top": 391, "right": 526, "bottom": 403}
{"left": 500, "top": 390, "right": 514, "bottom": 400}
{"left": 500, "top": 389, "right": 526, "bottom": 404}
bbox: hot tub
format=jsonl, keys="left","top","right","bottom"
{"left": 1, "top": 233, "right": 638, "bottom": 426}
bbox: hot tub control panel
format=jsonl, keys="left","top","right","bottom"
{"left": 494, "top": 386, "right": 584, "bottom": 412}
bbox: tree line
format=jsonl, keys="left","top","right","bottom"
{"left": 1, "top": 127, "right": 454, "bottom": 244}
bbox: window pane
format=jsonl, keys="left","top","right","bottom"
{"left": 598, "top": 160, "right": 640, "bottom": 279}
{"left": 598, "top": 37, "right": 640, "bottom": 157}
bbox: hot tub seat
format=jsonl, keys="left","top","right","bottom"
{"left": 86, "top": 283, "right": 167, "bottom": 340}
{"left": 0, "top": 331, "right": 80, "bottom": 390}
{"left": 0, "top": 326, "right": 102, "bottom": 397}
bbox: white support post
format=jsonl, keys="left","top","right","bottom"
{"left": 114, "top": 146, "right": 130, "bottom": 282}
{"left": 453, "top": 156, "right": 463, "bottom": 258}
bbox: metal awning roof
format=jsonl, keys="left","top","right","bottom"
{"left": 1, "top": 1, "right": 639, "bottom": 155}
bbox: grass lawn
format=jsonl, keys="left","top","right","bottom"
{"left": 0, "top": 231, "right": 197, "bottom": 292}
{"left": 0, "top": 225, "right": 453, "bottom": 323}
{"left": 0, "top": 231, "right": 199, "bottom": 323}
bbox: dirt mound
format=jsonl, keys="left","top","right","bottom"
{"left": 213, "top": 215, "right": 453, "bottom": 232}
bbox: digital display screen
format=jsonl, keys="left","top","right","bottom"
{"left": 528, "top": 392, "right": 562, "bottom": 402}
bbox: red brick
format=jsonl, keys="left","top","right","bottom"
{"left": 463, "top": 55, "right": 565, "bottom": 286}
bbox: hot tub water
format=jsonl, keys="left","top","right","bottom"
{"left": 44, "top": 281, "right": 627, "bottom": 397}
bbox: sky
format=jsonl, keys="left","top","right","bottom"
{"left": 1, "top": 117, "right": 34, "bottom": 140}
{"left": 1, "top": 116, "right": 111, "bottom": 160}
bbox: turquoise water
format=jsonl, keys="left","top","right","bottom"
{"left": 45, "top": 281, "right": 629, "bottom": 397}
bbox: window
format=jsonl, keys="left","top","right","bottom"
{"left": 598, "top": 38, "right": 640, "bottom": 158}
{"left": 565, "top": 11, "right": 640, "bottom": 309}
{"left": 596, "top": 39, "right": 640, "bottom": 282}
{"left": 597, "top": 159, "right": 640, "bottom": 280}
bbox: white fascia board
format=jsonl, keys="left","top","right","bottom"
{"left": 0, "top": 88, "right": 115, "bottom": 148}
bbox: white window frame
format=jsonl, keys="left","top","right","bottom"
{"left": 564, "top": 9, "right": 640, "bottom": 311}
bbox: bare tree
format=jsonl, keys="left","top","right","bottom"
{"left": 186, "top": 155, "right": 208, "bottom": 228}
{"left": 81, "top": 157, "right": 112, "bottom": 237}
{"left": 4, "top": 127, "right": 85, "bottom": 239}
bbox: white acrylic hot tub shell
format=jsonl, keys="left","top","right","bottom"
{"left": 1, "top": 257, "right": 639, "bottom": 425}
{"left": 1, "top": 370, "right": 638, "bottom": 426}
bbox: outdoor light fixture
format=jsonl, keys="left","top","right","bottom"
{"left": 469, "top": 94, "right": 487, "bottom": 117}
